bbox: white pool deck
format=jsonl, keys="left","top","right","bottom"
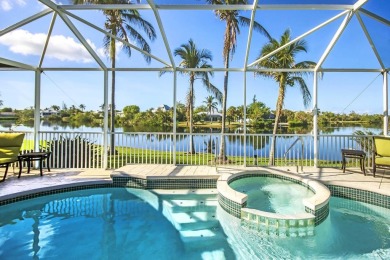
{"left": 0, "top": 164, "right": 389, "bottom": 200}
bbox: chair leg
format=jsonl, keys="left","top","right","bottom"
{"left": 373, "top": 164, "right": 376, "bottom": 177}
{"left": 1, "top": 163, "right": 10, "bottom": 182}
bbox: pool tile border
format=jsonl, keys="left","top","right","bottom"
{"left": 0, "top": 183, "right": 113, "bottom": 206}
{"left": 111, "top": 173, "right": 218, "bottom": 189}
{"left": 327, "top": 185, "right": 389, "bottom": 209}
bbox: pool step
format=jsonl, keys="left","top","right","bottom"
{"left": 156, "top": 193, "right": 217, "bottom": 201}
{"left": 161, "top": 196, "right": 226, "bottom": 250}
{"left": 163, "top": 199, "right": 218, "bottom": 213}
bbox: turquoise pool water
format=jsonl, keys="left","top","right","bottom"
{"left": 0, "top": 188, "right": 389, "bottom": 259}
{"left": 228, "top": 176, "right": 315, "bottom": 214}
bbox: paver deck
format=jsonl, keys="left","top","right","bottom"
{"left": 1, "top": 164, "right": 389, "bottom": 200}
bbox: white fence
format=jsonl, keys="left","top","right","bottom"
{"left": 13, "top": 131, "right": 375, "bottom": 170}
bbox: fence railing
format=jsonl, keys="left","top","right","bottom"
{"left": 10, "top": 131, "right": 376, "bottom": 170}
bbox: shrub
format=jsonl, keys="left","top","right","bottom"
{"left": 42, "top": 135, "right": 101, "bottom": 168}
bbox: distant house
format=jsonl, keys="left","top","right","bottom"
{"left": 40, "top": 108, "right": 59, "bottom": 118}
{"left": 198, "top": 109, "right": 222, "bottom": 121}
{"left": 153, "top": 104, "right": 171, "bottom": 113}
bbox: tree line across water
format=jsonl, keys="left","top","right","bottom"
{"left": 0, "top": 102, "right": 382, "bottom": 131}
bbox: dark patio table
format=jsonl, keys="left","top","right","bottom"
{"left": 17, "top": 152, "right": 51, "bottom": 178}
{"left": 341, "top": 149, "right": 366, "bottom": 175}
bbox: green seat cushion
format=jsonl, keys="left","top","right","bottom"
{"left": 375, "top": 156, "right": 390, "bottom": 166}
{"left": 375, "top": 137, "right": 390, "bottom": 157}
{"left": 0, "top": 133, "right": 25, "bottom": 164}
{"left": 0, "top": 157, "right": 16, "bottom": 164}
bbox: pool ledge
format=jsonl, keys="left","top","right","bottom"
{"left": 0, "top": 179, "right": 112, "bottom": 206}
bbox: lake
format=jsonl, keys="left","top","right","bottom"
{"left": 0, "top": 121, "right": 383, "bottom": 135}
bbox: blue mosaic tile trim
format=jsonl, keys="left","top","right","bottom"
{"left": 218, "top": 192, "right": 245, "bottom": 218}
{"left": 0, "top": 184, "right": 113, "bottom": 206}
{"left": 327, "top": 185, "right": 390, "bottom": 209}
{"left": 112, "top": 176, "right": 217, "bottom": 189}
{"left": 112, "top": 176, "right": 147, "bottom": 188}
{"left": 147, "top": 178, "right": 216, "bottom": 189}
{"left": 305, "top": 204, "right": 329, "bottom": 226}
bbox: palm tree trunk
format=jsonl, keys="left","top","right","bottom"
{"left": 269, "top": 80, "right": 285, "bottom": 166}
{"left": 189, "top": 78, "right": 195, "bottom": 154}
{"left": 110, "top": 55, "right": 116, "bottom": 155}
{"left": 209, "top": 109, "right": 212, "bottom": 153}
{"left": 219, "top": 56, "right": 229, "bottom": 162}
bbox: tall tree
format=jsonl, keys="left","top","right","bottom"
{"left": 160, "top": 39, "right": 222, "bottom": 154}
{"left": 73, "top": 0, "right": 156, "bottom": 154}
{"left": 255, "top": 29, "right": 317, "bottom": 165}
{"left": 51, "top": 105, "right": 60, "bottom": 111}
{"left": 207, "top": 0, "right": 271, "bottom": 161}
{"left": 79, "top": 104, "right": 86, "bottom": 111}
{"left": 203, "top": 95, "right": 219, "bottom": 123}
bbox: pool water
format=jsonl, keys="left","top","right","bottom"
{"left": 0, "top": 188, "right": 389, "bottom": 259}
{"left": 229, "top": 176, "right": 315, "bottom": 214}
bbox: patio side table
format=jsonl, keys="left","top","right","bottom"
{"left": 341, "top": 149, "right": 366, "bottom": 175}
{"left": 18, "top": 152, "right": 51, "bottom": 178}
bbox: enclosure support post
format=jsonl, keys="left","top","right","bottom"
{"left": 33, "top": 70, "right": 41, "bottom": 153}
{"left": 313, "top": 71, "right": 319, "bottom": 167}
{"left": 103, "top": 70, "right": 109, "bottom": 169}
{"left": 384, "top": 71, "right": 388, "bottom": 136}
{"left": 173, "top": 70, "right": 177, "bottom": 165}
{"left": 243, "top": 72, "right": 247, "bottom": 167}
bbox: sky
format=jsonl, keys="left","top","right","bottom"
{"left": 0, "top": 0, "right": 389, "bottom": 114}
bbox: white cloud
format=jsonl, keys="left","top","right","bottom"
{"left": 16, "top": 0, "right": 26, "bottom": 7}
{"left": 0, "top": 29, "right": 106, "bottom": 63}
{"left": 0, "top": 0, "right": 26, "bottom": 11}
{"left": 1, "top": 0, "right": 12, "bottom": 11}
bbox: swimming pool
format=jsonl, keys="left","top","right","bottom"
{"left": 0, "top": 187, "right": 389, "bottom": 259}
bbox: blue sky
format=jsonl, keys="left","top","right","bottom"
{"left": 0, "top": 0, "right": 389, "bottom": 114}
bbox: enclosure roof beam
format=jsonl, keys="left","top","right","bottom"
{"left": 38, "top": 0, "right": 106, "bottom": 70}
{"left": 146, "top": 0, "right": 175, "bottom": 68}
{"left": 359, "top": 8, "right": 390, "bottom": 26}
{"left": 356, "top": 12, "right": 385, "bottom": 70}
{"left": 0, "top": 8, "right": 53, "bottom": 37}
{"left": 315, "top": 11, "right": 353, "bottom": 71}
{"left": 38, "top": 13, "right": 57, "bottom": 69}
{"left": 59, "top": 4, "right": 353, "bottom": 11}
{"left": 353, "top": 0, "right": 369, "bottom": 11}
{"left": 248, "top": 10, "right": 349, "bottom": 68}
{"left": 243, "top": 0, "right": 258, "bottom": 70}
{"left": 0, "top": 57, "right": 37, "bottom": 71}
{"left": 62, "top": 9, "right": 171, "bottom": 67}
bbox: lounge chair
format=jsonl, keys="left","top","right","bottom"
{"left": 0, "top": 133, "right": 25, "bottom": 182}
{"left": 373, "top": 136, "right": 390, "bottom": 177}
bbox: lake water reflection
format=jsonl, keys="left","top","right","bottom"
{"left": 0, "top": 121, "right": 383, "bottom": 135}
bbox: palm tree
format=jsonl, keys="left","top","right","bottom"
{"left": 203, "top": 95, "right": 219, "bottom": 123}
{"left": 51, "top": 105, "right": 60, "bottom": 111}
{"left": 160, "top": 39, "right": 222, "bottom": 154}
{"left": 206, "top": 0, "right": 271, "bottom": 162}
{"left": 73, "top": 0, "right": 156, "bottom": 154}
{"left": 79, "top": 104, "right": 86, "bottom": 111}
{"left": 255, "top": 29, "right": 317, "bottom": 165}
